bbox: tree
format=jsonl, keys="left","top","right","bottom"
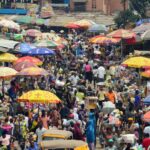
{"left": 114, "top": 9, "right": 139, "bottom": 28}
{"left": 129, "top": 0, "right": 150, "bottom": 18}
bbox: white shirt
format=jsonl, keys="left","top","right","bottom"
{"left": 69, "top": 75, "right": 79, "bottom": 86}
{"left": 97, "top": 66, "right": 106, "bottom": 79}
{"left": 36, "top": 127, "right": 47, "bottom": 144}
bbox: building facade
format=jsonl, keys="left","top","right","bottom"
{"left": 70, "top": 0, "right": 128, "bottom": 14}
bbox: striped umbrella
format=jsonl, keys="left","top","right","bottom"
{"left": 107, "top": 29, "right": 135, "bottom": 39}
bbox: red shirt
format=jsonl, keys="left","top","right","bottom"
{"left": 143, "top": 138, "right": 150, "bottom": 150}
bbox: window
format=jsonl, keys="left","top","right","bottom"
{"left": 92, "top": 0, "right": 96, "bottom": 9}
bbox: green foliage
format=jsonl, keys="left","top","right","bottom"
{"left": 114, "top": 9, "right": 139, "bottom": 28}
{"left": 130, "top": 0, "right": 150, "bottom": 18}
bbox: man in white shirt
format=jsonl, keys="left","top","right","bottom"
{"left": 36, "top": 123, "right": 47, "bottom": 144}
{"left": 69, "top": 72, "right": 80, "bottom": 86}
{"left": 97, "top": 65, "right": 106, "bottom": 85}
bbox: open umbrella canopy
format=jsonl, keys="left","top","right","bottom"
{"left": 133, "top": 23, "right": 150, "bottom": 34}
{"left": 122, "top": 56, "right": 150, "bottom": 68}
{"left": 34, "top": 40, "right": 57, "bottom": 48}
{"left": 17, "top": 90, "right": 61, "bottom": 103}
{"left": 14, "top": 16, "right": 33, "bottom": 24}
{"left": 141, "top": 69, "right": 150, "bottom": 78}
{"left": 15, "top": 43, "right": 36, "bottom": 53}
{"left": 143, "top": 111, "right": 150, "bottom": 122}
{"left": 26, "top": 29, "right": 42, "bottom": 37}
{"left": 0, "top": 53, "right": 18, "bottom": 62}
{"left": 74, "top": 19, "right": 96, "bottom": 28}
{"left": 65, "top": 23, "right": 81, "bottom": 29}
{"left": 88, "top": 24, "right": 107, "bottom": 33}
{"left": 107, "top": 29, "right": 135, "bottom": 39}
{"left": 0, "top": 19, "right": 20, "bottom": 31}
{"left": 144, "top": 95, "right": 150, "bottom": 105}
{"left": 141, "top": 30, "right": 150, "bottom": 40}
{"left": 14, "top": 56, "right": 42, "bottom": 66}
{"left": 17, "top": 67, "right": 49, "bottom": 76}
{"left": 13, "top": 61, "right": 37, "bottom": 71}
{"left": 0, "top": 67, "right": 18, "bottom": 78}
{"left": 90, "top": 35, "right": 121, "bottom": 45}
{"left": 27, "top": 47, "right": 55, "bottom": 55}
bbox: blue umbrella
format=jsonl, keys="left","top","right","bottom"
{"left": 144, "top": 95, "right": 150, "bottom": 105}
{"left": 15, "top": 43, "right": 36, "bottom": 53}
{"left": 27, "top": 47, "right": 55, "bottom": 55}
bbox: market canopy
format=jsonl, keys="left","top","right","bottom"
{"left": 143, "top": 111, "right": 150, "bottom": 122}
{"left": 107, "top": 29, "right": 135, "bottom": 39}
{"left": 13, "top": 61, "right": 37, "bottom": 72}
{"left": 14, "top": 16, "right": 45, "bottom": 25}
{"left": 14, "top": 56, "right": 42, "bottom": 66}
{"left": 0, "top": 67, "right": 18, "bottom": 78}
{"left": 17, "top": 90, "right": 61, "bottom": 104}
{"left": 74, "top": 19, "right": 96, "bottom": 28}
{"left": 90, "top": 35, "right": 121, "bottom": 45}
{"left": 0, "top": 39, "right": 19, "bottom": 49}
{"left": 27, "top": 48, "right": 55, "bottom": 55}
{"left": 133, "top": 23, "right": 150, "bottom": 34}
{"left": 88, "top": 24, "right": 107, "bottom": 33}
{"left": 0, "top": 19, "right": 20, "bottom": 31}
{"left": 122, "top": 56, "right": 150, "bottom": 68}
{"left": 17, "top": 67, "right": 49, "bottom": 76}
{"left": 26, "top": 29, "right": 42, "bottom": 37}
{"left": 34, "top": 40, "right": 57, "bottom": 48}
{"left": 0, "top": 53, "right": 18, "bottom": 62}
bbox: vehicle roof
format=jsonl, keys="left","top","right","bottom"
{"left": 43, "top": 129, "right": 73, "bottom": 138}
{"left": 40, "top": 139, "right": 87, "bottom": 149}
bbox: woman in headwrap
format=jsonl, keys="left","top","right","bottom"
{"left": 86, "top": 120, "right": 95, "bottom": 150}
{"left": 73, "top": 122, "right": 85, "bottom": 141}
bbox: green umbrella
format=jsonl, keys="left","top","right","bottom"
{"left": 35, "top": 40, "right": 57, "bottom": 48}
{"left": 36, "top": 19, "right": 45, "bottom": 25}
{"left": 15, "top": 16, "right": 33, "bottom": 24}
{"left": 14, "top": 34, "right": 23, "bottom": 41}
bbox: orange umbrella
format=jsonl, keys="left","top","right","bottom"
{"left": 141, "top": 69, "right": 150, "bottom": 78}
{"left": 14, "top": 56, "right": 42, "bottom": 66}
{"left": 107, "top": 29, "right": 135, "bottom": 39}
{"left": 17, "top": 67, "right": 49, "bottom": 76}
{"left": 143, "top": 111, "right": 150, "bottom": 122}
{"left": 90, "top": 35, "right": 121, "bottom": 44}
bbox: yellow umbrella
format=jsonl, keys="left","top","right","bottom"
{"left": 75, "top": 19, "right": 96, "bottom": 28}
{"left": 17, "top": 67, "right": 49, "bottom": 76}
{"left": 122, "top": 56, "right": 150, "bottom": 68}
{"left": 0, "top": 67, "right": 18, "bottom": 78}
{"left": 0, "top": 53, "right": 18, "bottom": 62}
{"left": 17, "top": 90, "right": 61, "bottom": 103}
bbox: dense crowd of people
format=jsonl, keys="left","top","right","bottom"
{"left": 0, "top": 27, "right": 149, "bottom": 150}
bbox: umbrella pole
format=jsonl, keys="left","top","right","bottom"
{"left": 2, "top": 79, "right": 5, "bottom": 98}
{"left": 121, "top": 39, "right": 123, "bottom": 60}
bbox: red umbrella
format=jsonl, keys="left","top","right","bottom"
{"left": 14, "top": 56, "right": 42, "bottom": 66}
{"left": 107, "top": 29, "right": 135, "bottom": 39}
{"left": 26, "top": 29, "right": 41, "bottom": 37}
{"left": 65, "top": 23, "right": 81, "bottom": 29}
{"left": 13, "top": 61, "right": 37, "bottom": 71}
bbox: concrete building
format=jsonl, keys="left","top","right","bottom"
{"left": 70, "top": 0, "right": 128, "bottom": 14}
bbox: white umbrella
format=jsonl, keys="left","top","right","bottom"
{"left": 144, "top": 126, "right": 150, "bottom": 135}
{"left": 141, "top": 30, "right": 150, "bottom": 40}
